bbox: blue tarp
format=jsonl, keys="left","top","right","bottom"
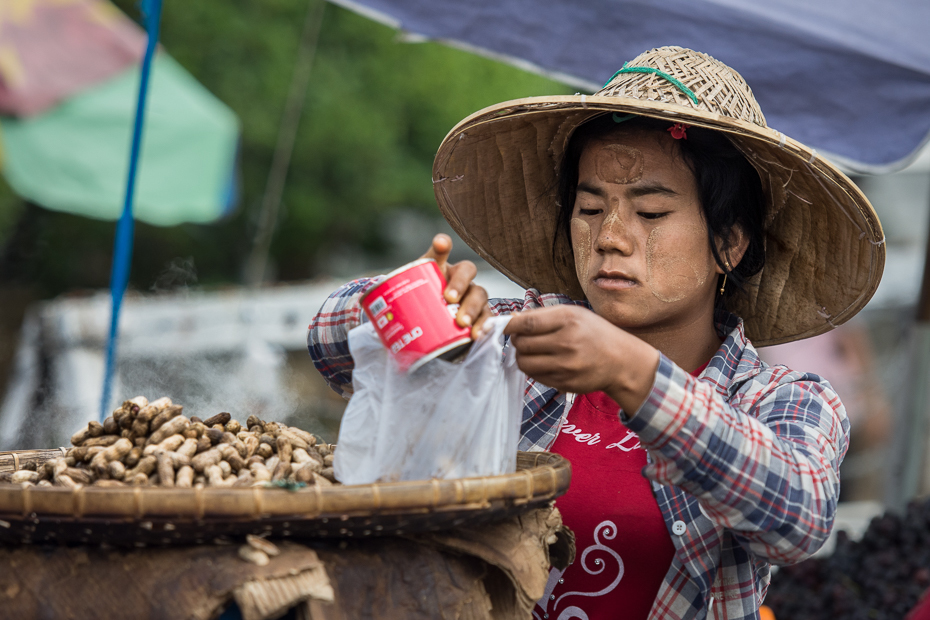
{"left": 330, "top": 0, "right": 930, "bottom": 173}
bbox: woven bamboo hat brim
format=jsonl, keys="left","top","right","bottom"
{"left": 432, "top": 47, "right": 885, "bottom": 346}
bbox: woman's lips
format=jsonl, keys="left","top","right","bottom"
{"left": 593, "top": 271, "right": 638, "bottom": 290}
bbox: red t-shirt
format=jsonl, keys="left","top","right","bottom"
{"left": 535, "top": 363, "right": 708, "bottom": 620}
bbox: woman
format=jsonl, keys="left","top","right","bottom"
{"left": 308, "top": 47, "right": 885, "bottom": 619}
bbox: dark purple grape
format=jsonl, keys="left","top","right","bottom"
{"left": 766, "top": 497, "right": 930, "bottom": 618}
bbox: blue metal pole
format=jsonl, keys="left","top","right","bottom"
{"left": 100, "top": 0, "right": 164, "bottom": 421}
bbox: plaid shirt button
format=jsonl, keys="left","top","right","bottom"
{"left": 672, "top": 520, "right": 687, "bottom": 535}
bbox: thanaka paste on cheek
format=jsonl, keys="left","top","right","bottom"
{"left": 595, "top": 144, "right": 644, "bottom": 185}
{"left": 571, "top": 217, "right": 592, "bottom": 284}
{"left": 645, "top": 224, "right": 709, "bottom": 303}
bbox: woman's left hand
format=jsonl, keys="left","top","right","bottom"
{"left": 504, "top": 306, "right": 660, "bottom": 413}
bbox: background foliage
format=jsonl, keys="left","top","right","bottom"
{"left": 0, "top": 0, "right": 571, "bottom": 296}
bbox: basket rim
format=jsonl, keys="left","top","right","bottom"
{"left": 0, "top": 451, "right": 570, "bottom": 522}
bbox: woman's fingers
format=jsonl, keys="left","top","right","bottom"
{"left": 421, "top": 233, "right": 453, "bottom": 275}
{"left": 418, "top": 233, "right": 489, "bottom": 332}
{"left": 504, "top": 307, "right": 572, "bottom": 337}
{"left": 455, "top": 274, "right": 487, "bottom": 328}
{"left": 508, "top": 332, "right": 566, "bottom": 356}
{"left": 445, "top": 259, "right": 477, "bottom": 304}
{"left": 470, "top": 305, "right": 494, "bottom": 340}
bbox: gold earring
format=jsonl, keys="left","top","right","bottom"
{"left": 719, "top": 261, "right": 731, "bottom": 296}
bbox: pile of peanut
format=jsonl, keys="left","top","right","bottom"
{"left": 3, "top": 396, "right": 339, "bottom": 489}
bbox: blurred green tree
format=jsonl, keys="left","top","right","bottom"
{"left": 0, "top": 1, "right": 571, "bottom": 296}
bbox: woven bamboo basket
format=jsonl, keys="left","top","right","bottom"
{"left": 0, "top": 449, "right": 569, "bottom": 545}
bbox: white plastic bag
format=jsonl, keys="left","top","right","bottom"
{"left": 333, "top": 316, "right": 524, "bottom": 484}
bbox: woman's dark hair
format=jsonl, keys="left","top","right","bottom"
{"left": 554, "top": 114, "right": 766, "bottom": 307}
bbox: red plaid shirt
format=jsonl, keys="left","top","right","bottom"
{"left": 308, "top": 279, "right": 849, "bottom": 620}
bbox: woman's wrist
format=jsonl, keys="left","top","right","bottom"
{"left": 604, "top": 336, "right": 660, "bottom": 415}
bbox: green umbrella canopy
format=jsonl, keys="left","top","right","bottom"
{"left": 0, "top": 52, "right": 239, "bottom": 226}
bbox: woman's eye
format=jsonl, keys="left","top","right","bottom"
{"left": 578, "top": 208, "right": 602, "bottom": 216}
{"left": 638, "top": 211, "right": 669, "bottom": 220}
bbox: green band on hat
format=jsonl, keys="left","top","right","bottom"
{"left": 603, "top": 64, "right": 700, "bottom": 105}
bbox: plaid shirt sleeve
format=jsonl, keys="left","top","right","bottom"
{"left": 625, "top": 353, "right": 849, "bottom": 566}
{"left": 306, "top": 277, "right": 382, "bottom": 398}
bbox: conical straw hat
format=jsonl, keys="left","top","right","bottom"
{"left": 432, "top": 46, "right": 885, "bottom": 346}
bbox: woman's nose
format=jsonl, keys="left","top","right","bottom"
{"left": 595, "top": 207, "right": 634, "bottom": 254}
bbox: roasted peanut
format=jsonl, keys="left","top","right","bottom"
{"left": 275, "top": 436, "right": 292, "bottom": 465}
{"left": 287, "top": 426, "right": 316, "bottom": 447}
{"left": 238, "top": 545, "right": 269, "bottom": 566}
{"left": 126, "top": 455, "right": 157, "bottom": 479}
{"left": 64, "top": 467, "right": 93, "bottom": 485}
{"left": 226, "top": 454, "right": 247, "bottom": 473}
{"left": 87, "top": 421, "right": 104, "bottom": 438}
{"left": 146, "top": 416, "right": 189, "bottom": 446}
{"left": 70, "top": 427, "right": 92, "bottom": 446}
{"left": 125, "top": 447, "right": 143, "bottom": 468}
{"left": 203, "top": 412, "right": 231, "bottom": 427}
{"left": 102, "top": 438, "right": 133, "bottom": 462}
{"left": 137, "top": 397, "right": 172, "bottom": 422}
{"left": 169, "top": 452, "right": 191, "bottom": 469}
{"left": 12, "top": 471, "right": 38, "bottom": 484}
{"left": 103, "top": 416, "right": 119, "bottom": 435}
{"left": 205, "top": 464, "right": 234, "bottom": 487}
{"left": 54, "top": 473, "right": 77, "bottom": 488}
{"left": 191, "top": 448, "right": 222, "bottom": 473}
{"left": 294, "top": 465, "right": 315, "bottom": 484}
{"left": 205, "top": 428, "right": 225, "bottom": 445}
{"left": 108, "top": 461, "right": 126, "bottom": 480}
{"left": 150, "top": 405, "right": 183, "bottom": 432}
{"left": 243, "top": 435, "right": 259, "bottom": 459}
{"left": 249, "top": 462, "right": 272, "bottom": 482}
{"left": 246, "top": 534, "right": 280, "bottom": 557}
{"left": 156, "top": 451, "right": 175, "bottom": 487}
{"left": 177, "top": 438, "right": 198, "bottom": 459}
{"left": 131, "top": 418, "right": 150, "bottom": 438}
{"left": 175, "top": 466, "right": 194, "bottom": 488}
{"left": 264, "top": 455, "right": 280, "bottom": 473}
{"left": 272, "top": 461, "right": 291, "bottom": 482}
{"left": 143, "top": 434, "right": 184, "bottom": 456}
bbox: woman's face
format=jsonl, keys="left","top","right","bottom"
{"left": 570, "top": 129, "right": 721, "bottom": 333}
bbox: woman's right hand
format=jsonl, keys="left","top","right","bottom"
{"left": 421, "top": 234, "right": 492, "bottom": 339}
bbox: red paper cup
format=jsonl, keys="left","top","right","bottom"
{"left": 361, "top": 258, "right": 472, "bottom": 372}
